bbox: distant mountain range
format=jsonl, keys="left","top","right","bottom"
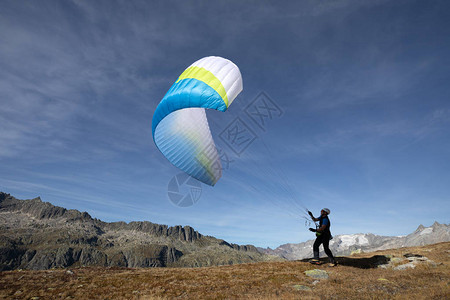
{"left": 0, "top": 192, "right": 279, "bottom": 271}
{"left": 258, "top": 222, "right": 450, "bottom": 260}
{"left": 2, "top": 192, "right": 448, "bottom": 271}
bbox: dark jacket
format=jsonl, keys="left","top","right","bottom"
{"left": 318, "top": 215, "right": 331, "bottom": 237}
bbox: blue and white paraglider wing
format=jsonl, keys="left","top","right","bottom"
{"left": 152, "top": 56, "right": 243, "bottom": 186}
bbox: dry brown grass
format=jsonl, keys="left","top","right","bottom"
{"left": 1, "top": 242, "right": 449, "bottom": 299}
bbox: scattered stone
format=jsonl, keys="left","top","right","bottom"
{"left": 66, "top": 270, "right": 74, "bottom": 275}
{"left": 394, "top": 262, "right": 416, "bottom": 270}
{"left": 406, "top": 256, "right": 428, "bottom": 262}
{"left": 378, "top": 254, "right": 438, "bottom": 270}
{"left": 404, "top": 253, "right": 423, "bottom": 258}
{"left": 31, "top": 297, "right": 40, "bottom": 300}
{"left": 351, "top": 249, "right": 362, "bottom": 255}
{"left": 390, "top": 257, "right": 403, "bottom": 263}
{"left": 312, "top": 280, "right": 320, "bottom": 285}
{"left": 305, "top": 269, "right": 329, "bottom": 279}
{"left": 428, "top": 261, "right": 439, "bottom": 267}
{"left": 293, "top": 285, "right": 312, "bottom": 291}
{"left": 377, "top": 278, "right": 389, "bottom": 282}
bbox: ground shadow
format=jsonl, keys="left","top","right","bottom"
{"left": 300, "top": 255, "right": 390, "bottom": 269}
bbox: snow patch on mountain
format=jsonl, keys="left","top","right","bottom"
{"left": 259, "top": 222, "right": 450, "bottom": 260}
{"left": 334, "top": 234, "right": 369, "bottom": 248}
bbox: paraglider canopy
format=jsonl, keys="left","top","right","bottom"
{"left": 152, "top": 56, "right": 243, "bottom": 186}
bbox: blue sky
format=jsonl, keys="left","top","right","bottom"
{"left": 1, "top": 0, "right": 449, "bottom": 248}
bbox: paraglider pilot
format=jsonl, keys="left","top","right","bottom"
{"left": 308, "top": 208, "right": 337, "bottom": 266}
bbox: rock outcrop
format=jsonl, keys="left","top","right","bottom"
{"left": 0, "top": 192, "right": 277, "bottom": 271}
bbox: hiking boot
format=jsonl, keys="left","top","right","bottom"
{"left": 310, "top": 259, "right": 321, "bottom": 265}
{"left": 329, "top": 262, "right": 337, "bottom": 267}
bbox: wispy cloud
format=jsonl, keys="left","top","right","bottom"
{"left": 0, "top": 1, "right": 174, "bottom": 162}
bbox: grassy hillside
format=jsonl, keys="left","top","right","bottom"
{"left": 1, "top": 242, "right": 449, "bottom": 299}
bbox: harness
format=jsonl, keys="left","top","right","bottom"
{"left": 316, "top": 215, "right": 331, "bottom": 237}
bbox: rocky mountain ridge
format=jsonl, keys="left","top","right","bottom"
{"left": 259, "top": 222, "right": 450, "bottom": 260}
{"left": 0, "top": 192, "right": 275, "bottom": 271}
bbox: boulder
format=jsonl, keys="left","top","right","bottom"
{"left": 305, "top": 269, "right": 329, "bottom": 279}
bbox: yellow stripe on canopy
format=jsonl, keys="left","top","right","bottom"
{"left": 176, "top": 66, "right": 229, "bottom": 107}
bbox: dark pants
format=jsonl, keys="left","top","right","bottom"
{"left": 313, "top": 233, "right": 335, "bottom": 263}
